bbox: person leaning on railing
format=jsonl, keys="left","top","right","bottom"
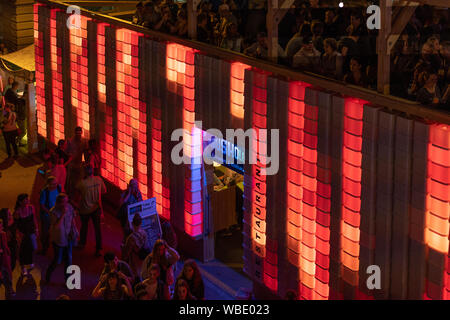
{"left": 416, "top": 70, "right": 450, "bottom": 109}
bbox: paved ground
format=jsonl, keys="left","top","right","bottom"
{"left": 0, "top": 143, "right": 251, "bottom": 300}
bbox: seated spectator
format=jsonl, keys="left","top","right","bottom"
{"left": 347, "top": 10, "right": 368, "bottom": 38}
{"left": 122, "top": 213, "right": 149, "bottom": 283}
{"left": 154, "top": 5, "right": 176, "bottom": 34}
{"left": 323, "top": 9, "right": 343, "bottom": 39}
{"left": 92, "top": 271, "right": 133, "bottom": 300}
{"left": 409, "top": 68, "right": 429, "bottom": 99}
{"left": 219, "top": 0, "right": 238, "bottom": 12}
{"left": 438, "top": 41, "right": 450, "bottom": 89}
{"left": 278, "top": 7, "right": 298, "bottom": 49}
{"left": 172, "top": 279, "right": 196, "bottom": 300}
{"left": 141, "top": 239, "right": 179, "bottom": 286}
{"left": 427, "top": 35, "right": 440, "bottom": 54}
{"left": 414, "top": 41, "right": 442, "bottom": 81}
{"left": 245, "top": 0, "right": 266, "bottom": 40}
{"left": 142, "top": 2, "right": 161, "bottom": 29}
{"left": 319, "top": 38, "right": 343, "bottom": 79}
{"left": 220, "top": 22, "right": 243, "bottom": 52}
{"left": 308, "top": 0, "right": 325, "bottom": 21}
{"left": 292, "top": 36, "right": 321, "bottom": 72}
{"left": 177, "top": 259, "right": 205, "bottom": 300}
{"left": 244, "top": 32, "right": 286, "bottom": 61}
{"left": 285, "top": 22, "right": 312, "bottom": 60}
{"left": 391, "top": 34, "right": 417, "bottom": 98}
{"left": 197, "top": 13, "right": 211, "bottom": 43}
{"left": 171, "top": 9, "right": 188, "bottom": 37}
{"left": 139, "top": 263, "right": 170, "bottom": 300}
{"left": 338, "top": 37, "right": 358, "bottom": 75}
{"left": 132, "top": 1, "right": 145, "bottom": 25}
{"left": 416, "top": 71, "right": 447, "bottom": 108}
{"left": 214, "top": 5, "right": 238, "bottom": 45}
{"left": 343, "top": 57, "right": 369, "bottom": 88}
{"left": 100, "top": 251, "right": 134, "bottom": 285}
{"left": 311, "top": 20, "right": 324, "bottom": 53}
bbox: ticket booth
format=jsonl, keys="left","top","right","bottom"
{"left": 202, "top": 132, "right": 245, "bottom": 273}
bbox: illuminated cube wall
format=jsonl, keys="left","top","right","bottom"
{"left": 36, "top": 1, "right": 450, "bottom": 300}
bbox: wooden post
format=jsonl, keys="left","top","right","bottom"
{"left": 387, "top": 3, "right": 418, "bottom": 52}
{"left": 187, "top": 0, "right": 200, "bottom": 40}
{"left": 377, "top": 0, "right": 392, "bottom": 95}
{"left": 267, "top": 0, "right": 294, "bottom": 62}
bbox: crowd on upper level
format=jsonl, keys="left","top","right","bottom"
{"left": 131, "top": 0, "right": 450, "bottom": 110}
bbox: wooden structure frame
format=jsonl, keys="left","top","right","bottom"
{"left": 65, "top": 0, "right": 450, "bottom": 98}
{"left": 50, "top": 0, "right": 449, "bottom": 126}
{"left": 35, "top": 0, "right": 450, "bottom": 300}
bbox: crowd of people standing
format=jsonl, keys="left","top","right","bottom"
{"left": 131, "top": 0, "right": 450, "bottom": 110}
{"left": 0, "top": 126, "right": 206, "bottom": 300}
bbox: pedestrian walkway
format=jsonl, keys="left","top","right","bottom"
{"left": 0, "top": 147, "right": 250, "bottom": 300}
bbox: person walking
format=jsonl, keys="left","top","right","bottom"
{"left": 177, "top": 259, "right": 205, "bottom": 300}
{"left": 0, "top": 208, "right": 17, "bottom": 272}
{"left": 84, "top": 139, "right": 101, "bottom": 176}
{"left": 141, "top": 239, "right": 179, "bottom": 286}
{"left": 1, "top": 103, "right": 19, "bottom": 158}
{"left": 139, "top": 264, "right": 170, "bottom": 300}
{"left": 92, "top": 271, "right": 133, "bottom": 300}
{"left": 39, "top": 176, "right": 62, "bottom": 255}
{"left": 118, "top": 179, "right": 143, "bottom": 242}
{"left": 172, "top": 278, "right": 197, "bottom": 300}
{"left": 66, "top": 127, "right": 87, "bottom": 196}
{"left": 13, "top": 194, "right": 38, "bottom": 275}
{"left": 75, "top": 165, "right": 106, "bottom": 257}
{"left": 0, "top": 217, "right": 14, "bottom": 298}
{"left": 44, "top": 193, "right": 77, "bottom": 284}
{"left": 122, "top": 214, "right": 150, "bottom": 283}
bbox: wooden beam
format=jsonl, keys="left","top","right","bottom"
{"left": 387, "top": 4, "right": 417, "bottom": 52}
{"left": 377, "top": 0, "right": 392, "bottom": 95}
{"left": 404, "top": 0, "right": 450, "bottom": 7}
{"left": 187, "top": 0, "right": 200, "bottom": 40}
{"left": 37, "top": 0, "right": 450, "bottom": 125}
{"left": 267, "top": 0, "right": 295, "bottom": 61}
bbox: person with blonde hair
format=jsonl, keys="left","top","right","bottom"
{"left": 141, "top": 239, "right": 179, "bottom": 286}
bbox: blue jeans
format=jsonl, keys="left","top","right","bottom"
{"left": 45, "top": 242, "right": 73, "bottom": 282}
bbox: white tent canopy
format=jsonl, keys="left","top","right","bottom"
{"left": 0, "top": 44, "right": 35, "bottom": 72}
